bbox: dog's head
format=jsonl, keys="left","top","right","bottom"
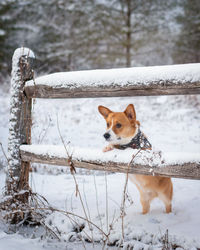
{"left": 98, "top": 104, "right": 140, "bottom": 145}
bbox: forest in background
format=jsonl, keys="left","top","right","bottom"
{"left": 0, "top": 0, "right": 199, "bottom": 84}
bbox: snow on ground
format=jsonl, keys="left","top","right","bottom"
{"left": 26, "top": 173, "right": 200, "bottom": 246}
{"left": 0, "top": 89, "right": 9, "bottom": 170}
{"left": 0, "top": 86, "right": 200, "bottom": 249}
{"left": 0, "top": 170, "right": 200, "bottom": 249}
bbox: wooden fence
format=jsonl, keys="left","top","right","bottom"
{"left": 6, "top": 48, "right": 200, "bottom": 200}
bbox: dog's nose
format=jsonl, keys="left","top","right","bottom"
{"left": 104, "top": 133, "right": 110, "bottom": 140}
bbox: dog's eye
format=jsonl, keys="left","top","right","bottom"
{"left": 107, "top": 122, "right": 110, "bottom": 127}
{"left": 116, "top": 123, "right": 122, "bottom": 128}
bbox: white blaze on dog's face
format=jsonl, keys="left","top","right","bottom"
{"left": 98, "top": 104, "right": 140, "bottom": 145}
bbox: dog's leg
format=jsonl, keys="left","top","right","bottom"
{"left": 140, "top": 190, "right": 157, "bottom": 214}
{"left": 159, "top": 195, "right": 172, "bottom": 213}
{"left": 140, "top": 196, "right": 150, "bottom": 214}
{"left": 158, "top": 181, "right": 173, "bottom": 213}
{"left": 165, "top": 203, "right": 172, "bottom": 213}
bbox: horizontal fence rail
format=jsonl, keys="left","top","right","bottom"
{"left": 20, "top": 145, "right": 200, "bottom": 180}
{"left": 25, "top": 63, "right": 200, "bottom": 98}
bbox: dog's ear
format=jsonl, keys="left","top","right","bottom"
{"left": 98, "top": 105, "right": 112, "bottom": 119}
{"left": 124, "top": 104, "right": 136, "bottom": 123}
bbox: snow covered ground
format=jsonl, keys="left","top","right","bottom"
{"left": 0, "top": 86, "right": 200, "bottom": 249}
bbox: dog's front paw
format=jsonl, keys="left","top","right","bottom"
{"left": 103, "top": 145, "right": 114, "bottom": 152}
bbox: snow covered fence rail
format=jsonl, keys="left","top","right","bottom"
{"left": 20, "top": 145, "right": 200, "bottom": 180}
{"left": 24, "top": 63, "right": 200, "bottom": 98}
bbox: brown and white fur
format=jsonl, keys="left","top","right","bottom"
{"left": 98, "top": 104, "right": 173, "bottom": 214}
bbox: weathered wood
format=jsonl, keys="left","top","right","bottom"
{"left": 24, "top": 83, "right": 200, "bottom": 99}
{"left": 20, "top": 149, "right": 200, "bottom": 180}
{"left": 24, "top": 63, "right": 200, "bottom": 98}
{"left": 7, "top": 48, "right": 34, "bottom": 198}
{"left": 18, "top": 98, "right": 32, "bottom": 193}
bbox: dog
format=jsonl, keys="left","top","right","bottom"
{"left": 98, "top": 104, "right": 173, "bottom": 214}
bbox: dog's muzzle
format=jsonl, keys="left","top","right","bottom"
{"left": 103, "top": 133, "right": 110, "bottom": 140}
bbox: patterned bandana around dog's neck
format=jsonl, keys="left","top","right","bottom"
{"left": 115, "top": 129, "right": 152, "bottom": 150}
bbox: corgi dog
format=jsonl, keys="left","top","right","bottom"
{"left": 98, "top": 104, "right": 173, "bottom": 214}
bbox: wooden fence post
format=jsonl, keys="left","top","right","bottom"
{"left": 6, "top": 48, "right": 34, "bottom": 207}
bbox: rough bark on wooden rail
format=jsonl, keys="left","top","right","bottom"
{"left": 20, "top": 149, "right": 200, "bottom": 180}
{"left": 24, "top": 63, "right": 200, "bottom": 98}
{"left": 24, "top": 84, "right": 200, "bottom": 99}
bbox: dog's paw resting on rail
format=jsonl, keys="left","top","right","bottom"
{"left": 98, "top": 104, "right": 173, "bottom": 214}
{"left": 102, "top": 144, "right": 114, "bottom": 152}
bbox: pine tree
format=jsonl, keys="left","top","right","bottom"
{"left": 173, "top": 0, "right": 200, "bottom": 63}
{"left": 0, "top": 0, "right": 16, "bottom": 80}
{"left": 0, "top": 0, "right": 185, "bottom": 82}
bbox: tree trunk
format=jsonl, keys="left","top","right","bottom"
{"left": 126, "top": 0, "right": 131, "bottom": 67}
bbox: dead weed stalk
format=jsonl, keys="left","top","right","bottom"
{"left": 120, "top": 149, "right": 142, "bottom": 241}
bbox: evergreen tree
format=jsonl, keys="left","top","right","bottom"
{"left": 0, "top": 0, "right": 16, "bottom": 80}
{"left": 173, "top": 0, "right": 200, "bottom": 63}
{"left": 0, "top": 0, "right": 192, "bottom": 83}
